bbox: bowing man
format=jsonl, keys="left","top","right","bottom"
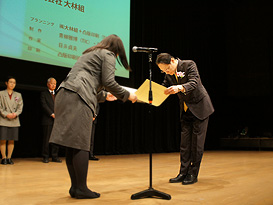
{"left": 156, "top": 53, "right": 214, "bottom": 185}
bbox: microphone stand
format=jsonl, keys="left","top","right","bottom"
{"left": 131, "top": 52, "right": 171, "bottom": 200}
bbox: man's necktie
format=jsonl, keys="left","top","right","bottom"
{"left": 175, "top": 73, "right": 188, "bottom": 112}
{"left": 50, "top": 91, "right": 55, "bottom": 101}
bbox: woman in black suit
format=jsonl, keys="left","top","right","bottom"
{"left": 49, "top": 35, "right": 137, "bottom": 199}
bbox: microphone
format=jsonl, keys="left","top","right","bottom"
{"left": 132, "top": 46, "right": 158, "bottom": 53}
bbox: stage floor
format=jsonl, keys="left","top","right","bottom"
{"left": 1, "top": 151, "right": 273, "bottom": 205}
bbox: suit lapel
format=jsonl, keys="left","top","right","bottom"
{"left": 172, "top": 75, "right": 178, "bottom": 85}
{"left": 4, "top": 90, "right": 15, "bottom": 112}
{"left": 176, "top": 59, "right": 187, "bottom": 84}
{"left": 166, "top": 59, "right": 186, "bottom": 85}
{"left": 176, "top": 60, "right": 183, "bottom": 84}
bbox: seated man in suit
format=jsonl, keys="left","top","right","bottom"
{"left": 40, "top": 77, "right": 62, "bottom": 163}
{"left": 156, "top": 53, "right": 214, "bottom": 185}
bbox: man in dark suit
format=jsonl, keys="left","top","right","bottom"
{"left": 156, "top": 53, "right": 214, "bottom": 185}
{"left": 40, "top": 77, "right": 62, "bottom": 163}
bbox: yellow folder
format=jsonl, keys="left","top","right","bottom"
{"left": 134, "top": 79, "right": 169, "bottom": 106}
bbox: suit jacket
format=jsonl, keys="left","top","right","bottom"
{"left": 58, "top": 49, "right": 130, "bottom": 116}
{"left": 0, "top": 90, "right": 23, "bottom": 127}
{"left": 40, "top": 90, "right": 55, "bottom": 125}
{"left": 162, "top": 59, "right": 214, "bottom": 120}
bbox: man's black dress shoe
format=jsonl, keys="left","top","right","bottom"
{"left": 169, "top": 174, "right": 187, "bottom": 183}
{"left": 182, "top": 174, "right": 198, "bottom": 185}
{"left": 7, "top": 158, "right": 14, "bottom": 165}
{"left": 42, "top": 157, "right": 49, "bottom": 163}
{"left": 1, "top": 158, "right": 7, "bottom": 165}
{"left": 52, "top": 157, "right": 62, "bottom": 163}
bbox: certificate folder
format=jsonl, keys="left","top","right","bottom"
{"left": 135, "top": 79, "right": 169, "bottom": 106}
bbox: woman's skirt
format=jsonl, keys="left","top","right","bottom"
{"left": 0, "top": 126, "right": 19, "bottom": 141}
{"left": 49, "top": 88, "right": 94, "bottom": 151}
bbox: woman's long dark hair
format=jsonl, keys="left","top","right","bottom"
{"left": 83, "top": 34, "right": 131, "bottom": 71}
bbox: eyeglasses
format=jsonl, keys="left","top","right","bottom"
{"left": 160, "top": 64, "right": 171, "bottom": 73}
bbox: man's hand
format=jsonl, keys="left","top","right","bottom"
{"left": 164, "top": 85, "right": 185, "bottom": 95}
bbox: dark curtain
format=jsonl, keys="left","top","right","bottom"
{"left": 1, "top": 0, "right": 273, "bottom": 157}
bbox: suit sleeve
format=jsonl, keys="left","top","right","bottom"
{"left": 14, "top": 93, "right": 23, "bottom": 116}
{"left": 0, "top": 94, "right": 8, "bottom": 117}
{"left": 182, "top": 61, "right": 199, "bottom": 95}
{"left": 101, "top": 52, "right": 130, "bottom": 102}
{"left": 97, "top": 90, "right": 107, "bottom": 103}
{"left": 40, "top": 92, "right": 53, "bottom": 116}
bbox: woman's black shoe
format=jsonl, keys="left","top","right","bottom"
{"left": 1, "top": 158, "right": 7, "bottom": 165}
{"left": 6, "top": 158, "right": 14, "bottom": 165}
{"left": 7, "top": 158, "right": 14, "bottom": 165}
{"left": 75, "top": 189, "right": 100, "bottom": 199}
{"left": 69, "top": 187, "right": 76, "bottom": 198}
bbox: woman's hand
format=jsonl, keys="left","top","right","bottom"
{"left": 6, "top": 113, "right": 16, "bottom": 119}
{"left": 106, "top": 92, "right": 117, "bottom": 101}
{"left": 128, "top": 92, "right": 137, "bottom": 103}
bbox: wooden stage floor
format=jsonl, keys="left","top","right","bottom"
{"left": 1, "top": 151, "right": 273, "bottom": 205}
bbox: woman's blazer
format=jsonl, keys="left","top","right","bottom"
{"left": 0, "top": 90, "right": 23, "bottom": 127}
